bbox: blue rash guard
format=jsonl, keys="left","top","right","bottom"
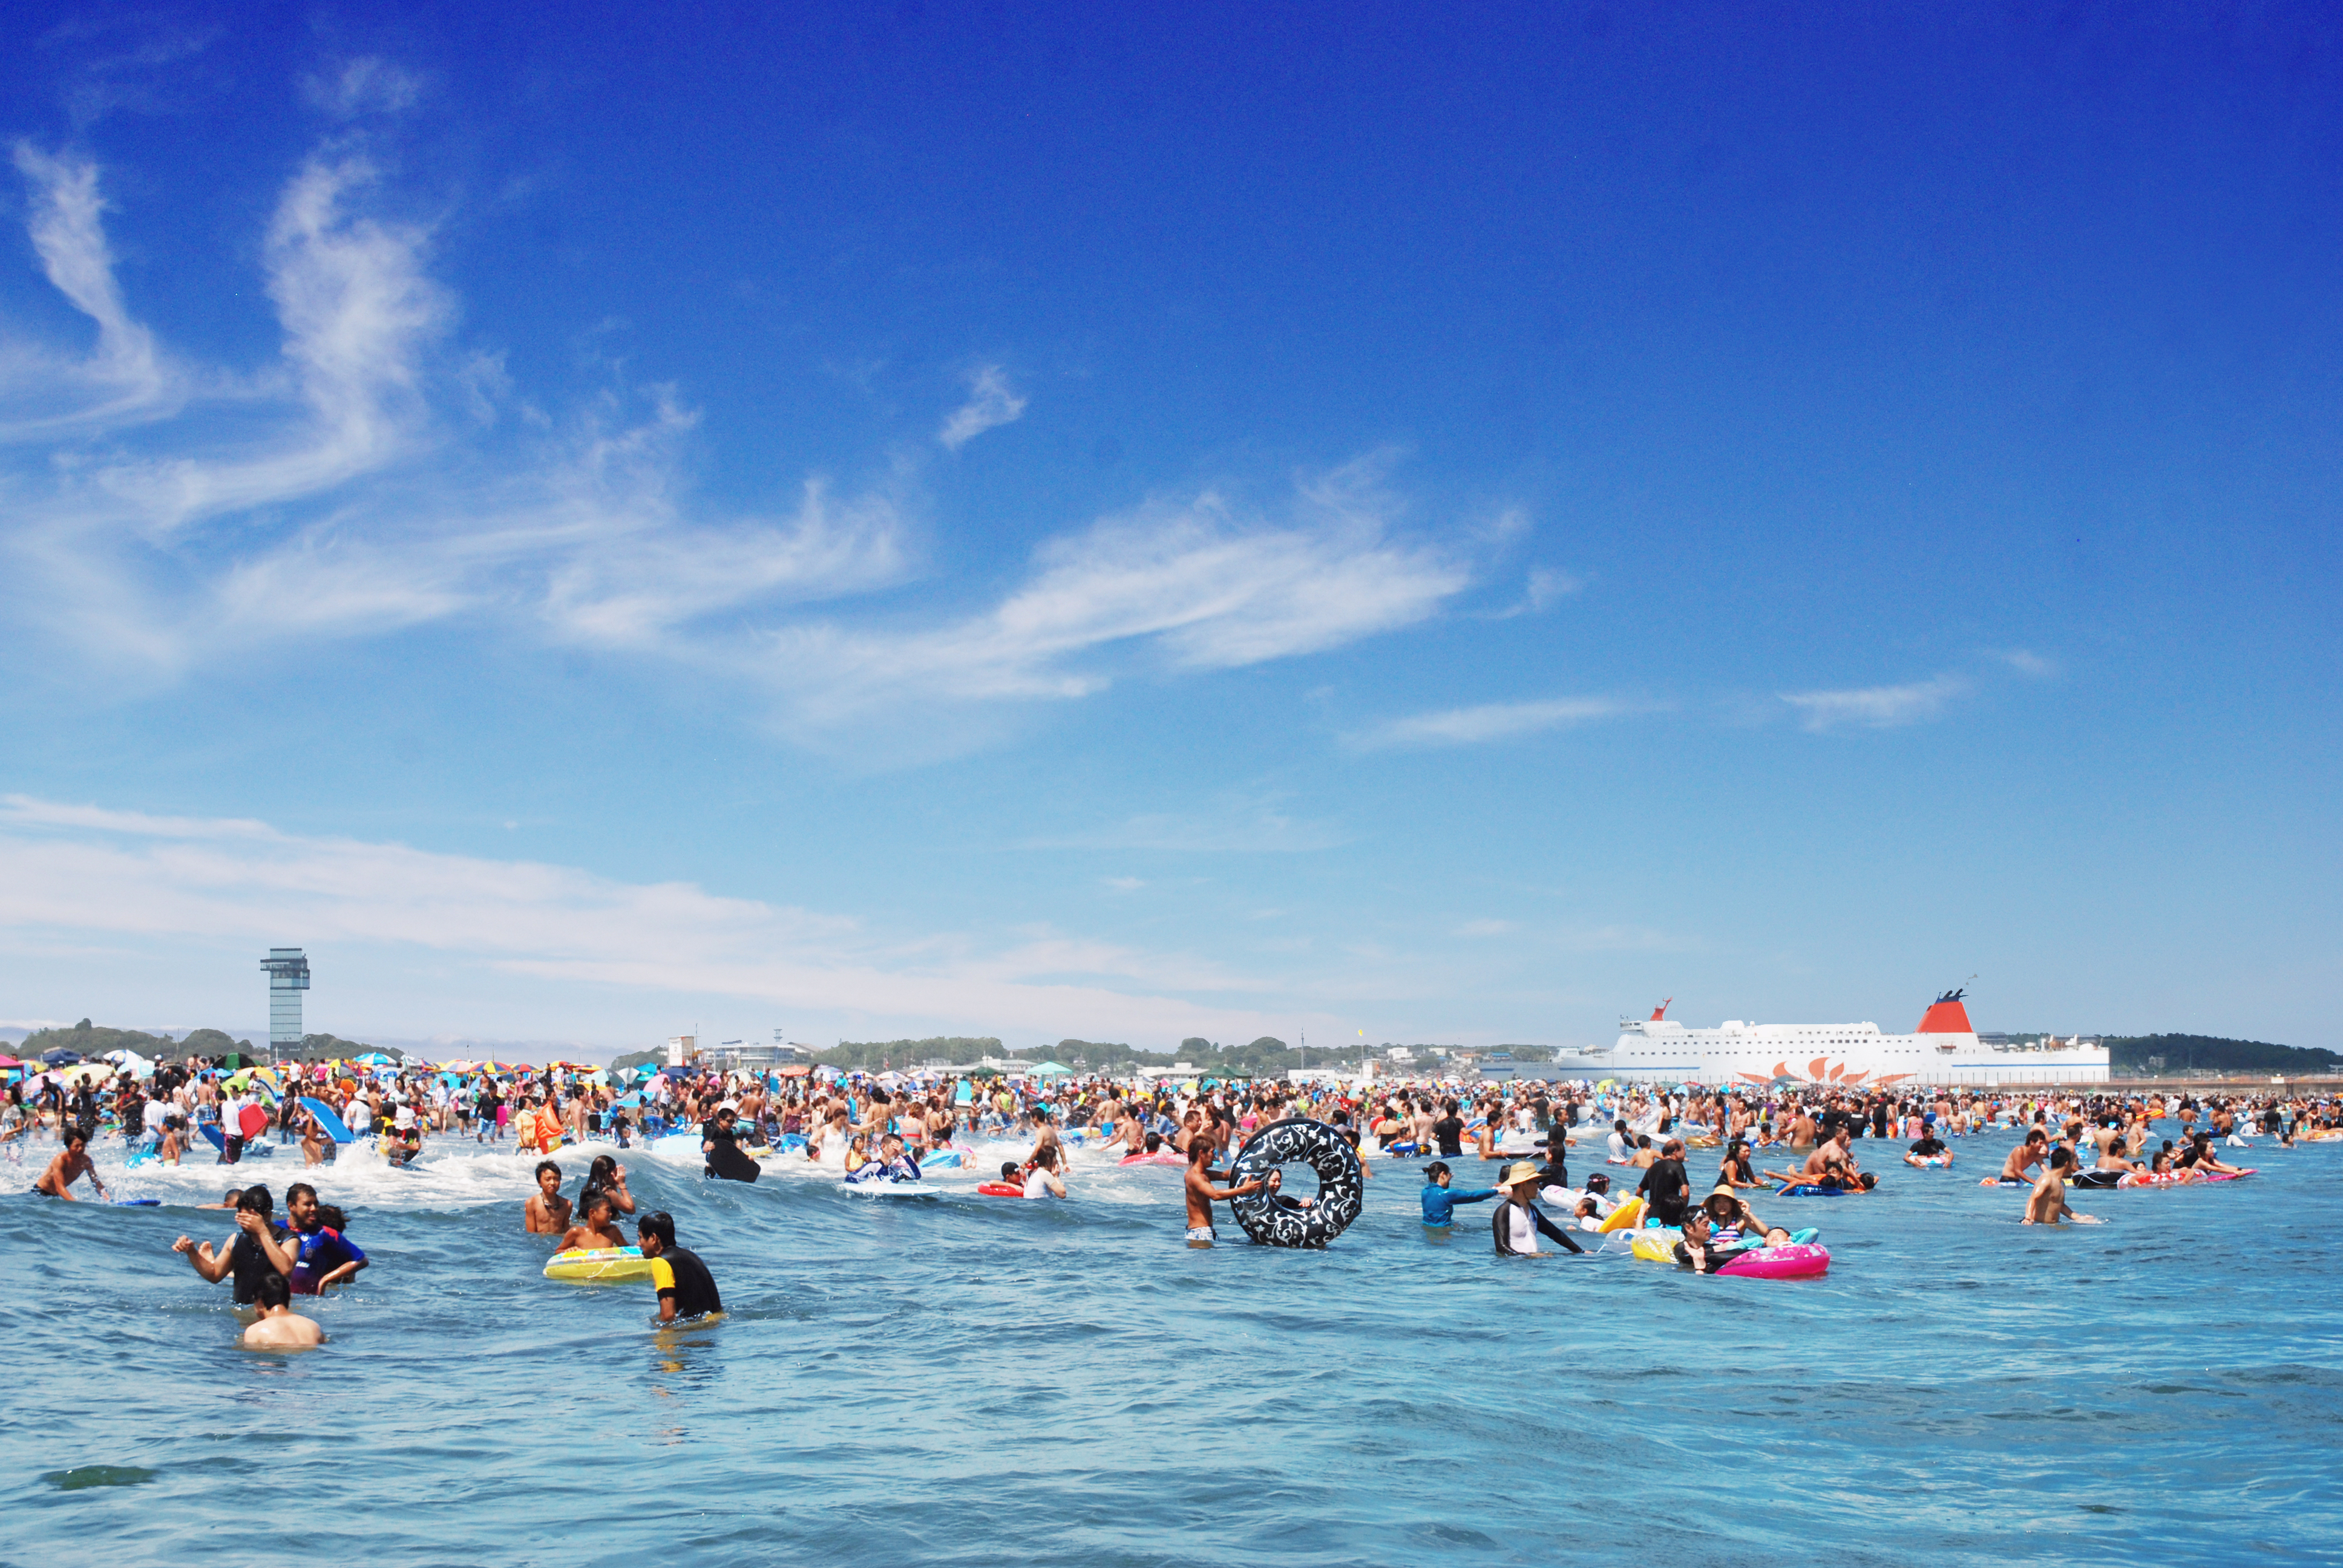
{"left": 1420, "top": 1183, "right": 1499, "bottom": 1226}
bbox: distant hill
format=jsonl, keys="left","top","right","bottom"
{"left": 2106, "top": 1034, "right": 2339, "bottom": 1074}
{"left": 20, "top": 1021, "right": 258, "bottom": 1060}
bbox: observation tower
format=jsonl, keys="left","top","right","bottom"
{"left": 261, "top": 948, "right": 310, "bottom": 1057}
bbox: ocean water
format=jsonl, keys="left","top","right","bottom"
{"left": 4, "top": 1127, "right": 2339, "bottom": 1567}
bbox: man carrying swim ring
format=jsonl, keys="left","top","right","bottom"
{"left": 637, "top": 1210, "right": 722, "bottom": 1323}
{"left": 1183, "top": 1133, "right": 1272, "bottom": 1243}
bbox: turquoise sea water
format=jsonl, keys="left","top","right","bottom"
{"left": 5, "top": 1128, "right": 2339, "bottom": 1566}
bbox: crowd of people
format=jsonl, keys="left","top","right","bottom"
{"left": 12, "top": 1045, "right": 2339, "bottom": 1348}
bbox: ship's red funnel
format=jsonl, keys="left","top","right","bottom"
{"left": 1917, "top": 990, "right": 1973, "bottom": 1034}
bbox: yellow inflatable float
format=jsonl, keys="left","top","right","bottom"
{"left": 544, "top": 1246, "right": 656, "bottom": 1282}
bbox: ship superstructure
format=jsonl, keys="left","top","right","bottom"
{"left": 1547, "top": 991, "right": 2108, "bottom": 1088}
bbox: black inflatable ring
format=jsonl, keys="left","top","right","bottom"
{"left": 1226, "top": 1119, "right": 1364, "bottom": 1249}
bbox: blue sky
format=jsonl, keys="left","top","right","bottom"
{"left": 0, "top": 3, "right": 2336, "bottom": 1055}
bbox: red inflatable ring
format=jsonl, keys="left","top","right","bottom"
{"left": 976, "top": 1181, "right": 1024, "bottom": 1197}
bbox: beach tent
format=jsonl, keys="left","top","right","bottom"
{"left": 1025, "top": 1061, "right": 1074, "bottom": 1077}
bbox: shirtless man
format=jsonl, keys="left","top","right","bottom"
{"left": 1995, "top": 1128, "right": 2050, "bottom": 1184}
{"left": 524, "top": 1160, "right": 572, "bottom": 1233}
{"left": 557, "top": 1189, "right": 628, "bottom": 1251}
{"left": 240, "top": 1273, "right": 324, "bottom": 1350}
{"left": 2024, "top": 1148, "right": 2102, "bottom": 1225}
{"left": 33, "top": 1126, "right": 106, "bottom": 1201}
{"left": 1763, "top": 1128, "right": 1860, "bottom": 1187}
{"left": 1182, "top": 1135, "right": 1271, "bottom": 1243}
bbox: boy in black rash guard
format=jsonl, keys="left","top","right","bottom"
{"left": 1637, "top": 1138, "right": 1691, "bottom": 1226}
{"left": 637, "top": 1211, "right": 722, "bottom": 1322}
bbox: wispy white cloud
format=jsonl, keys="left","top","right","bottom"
{"left": 1029, "top": 794, "right": 1348, "bottom": 854}
{"left": 937, "top": 364, "right": 1026, "bottom": 451}
{"left": 1779, "top": 674, "right": 1968, "bottom": 731}
{"left": 1351, "top": 695, "right": 1636, "bottom": 751}
{"left": 1455, "top": 918, "right": 1515, "bottom": 937}
{"left": 304, "top": 57, "right": 424, "bottom": 119}
{"left": 0, "top": 796, "right": 1299, "bottom": 1042}
{"left": 767, "top": 465, "right": 1469, "bottom": 722}
{"left": 1, "top": 144, "right": 175, "bottom": 434}
{"left": 0, "top": 139, "right": 1466, "bottom": 744}
{"left": 1991, "top": 648, "right": 2055, "bottom": 678}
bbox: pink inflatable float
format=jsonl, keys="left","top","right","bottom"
{"left": 1717, "top": 1242, "right": 1830, "bottom": 1280}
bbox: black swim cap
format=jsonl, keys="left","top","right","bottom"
{"left": 638, "top": 1210, "right": 676, "bottom": 1247}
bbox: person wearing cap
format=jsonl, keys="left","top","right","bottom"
{"left": 1490, "top": 1160, "right": 1584, "bottom": 1256}
{"left": 1419, "top": 1161, "right": 1498, "bottom": 1227}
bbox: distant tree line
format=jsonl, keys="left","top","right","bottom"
{"left": 2105, "top": 1034, "right": 2338, "bottom": 1074}
{"left": 14, "top": 1020, "right": 396, "bottom": 1065}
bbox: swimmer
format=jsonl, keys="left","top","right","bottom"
{"left": 580, "top": 1154, "right": 637, "bottom": 1216}
{"left": 2024, "top": 1147, "right": 2102, "bottom": 1225}
{"left": 174, "top": 1186, "right": 293, "bottom": 1306}
{"left": 1021, "top": 1144, "right": 1066, "bottom": 1198}
{"left": 1182, "top": 1134, "right": 1272, "bottom": 1243}
{"left": 1492, "top": 1160, "right": 1584, "bottom": 1256}
{"left": 283, "top": 1184, "right": 369, "bottom": 1295}
{"left": 524, "top": 1160, "right": 572, "bottom": 1233}
{"left": 240, "top": 1273, "right": 324, "bottom": 1350}
{"left": 1996, "top": 1129, "right": 2050, "bottom": 1184}
{"left": 1419, "top": 1161, "right": 1498, "bottom": 1227}
{"left": 637, "top": 1210, "right": 721, "bottom": 1323}
{"left": 33, "top": 1126, "right": 106, "bottom": 1201}
{"left": 557, "top": 1189, "right": 628, "bottom": 1252}
{"left": 1904, "top": 1131, "right": 1953, "bottom": 1167}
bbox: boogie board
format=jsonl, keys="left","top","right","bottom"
{"left": 199, "top": 1125, "right": 274, "bottom": 1158}
{"left": 238, "top": 1105, "right": 270, "bottom": 1140}
{"left": 298, "top": 1097, "right": 357, "bottom": 1143}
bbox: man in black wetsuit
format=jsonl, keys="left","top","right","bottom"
{"left": 637, "top": 1210, "right": 722, "bottom": 1322}
{"left": 1637, "top": 1137, "right": 1692, "bottom": 1226}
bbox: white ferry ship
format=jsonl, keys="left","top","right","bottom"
{"left": 1547, "top": 990, "right": 2109, "bottom": 1088}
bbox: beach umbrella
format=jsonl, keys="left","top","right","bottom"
{"left": 40, "top": 1048, "right": 82, "bottom": 1067}
{"left": 354, "top": 1051, "right": 395, "bottom": 1067}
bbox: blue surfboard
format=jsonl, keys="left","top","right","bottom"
{"left": 299, "top": 1097, "right": 357, "bottom": 1143}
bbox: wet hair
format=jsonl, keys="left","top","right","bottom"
{"left": 580, "top": 1189, "right": 614, "bottom": 1218}
{"left": 2049, "top": 1148, "right": 2075, "bottom": 1170}
{"left": 637, "top": 1210, "right": 676, "bottom": 1247}
{"left": 1425, "top": 1160, "right": 1452, "bottom": 1180}
{"left": 534, "top": 1160, "right": 562, "bottom": 1182}
{"left": 239, "top": 1185, "right": 274, "bottom": 1215}
{"left": 255, "top": 1272, "right": 292, "bottom": 1310}
{"left": 1032, "top": 1145, "right": 1058, "bottom": 1169}
{"left": 64, "top": 1125, "right": 90, "bottom": 1149}
{"left": 316, "top": 1204, "right": 348, "bottom": 1232}
{"left": 287, "top": 1183, "right": 317, "bottom": 1205}
{"left": 587, "top": 1154, "right": 619, "bottom": 1187}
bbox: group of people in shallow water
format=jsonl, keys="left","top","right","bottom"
{"left": 21, "top": 1059, "right": 2337, "bottom": 1347}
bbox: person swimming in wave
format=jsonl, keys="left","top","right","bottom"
{"left": 580, "top": 1154, "right": 637, "bottom": 1217}
{"left": 524, "top": 1160, "right": 572, "bottom": 1233}
{"left": 282, "top": 1184, "right": 369, "bottom": 1295}
{"left": 241, "top": 1272, "right": 324, "bottom": 1350}
{"left": 33, "top": 1125, "right": 107, "bottom": 1201}
{"left": 1994, "top": 1128, "right": 2051, "bottom": 1185}
{"left": 847, "top": 1131, "right": 924, "bottom": 1185}
{"left": 637, "top": 1210, "right": 721, "bottom": 1324}
{"left": 174, "top": 1185, "right": 292, "bottom": 1307}
{"left": 558, "top": 1189, "right": 628, "bottom": 1251}
{"left": 1021, "top": 1143, "right": 1066, "bottom": 1197}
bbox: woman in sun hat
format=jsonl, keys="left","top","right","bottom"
{"left": 1490, "top": 1159, "right": 1585, "bottom": 1257}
